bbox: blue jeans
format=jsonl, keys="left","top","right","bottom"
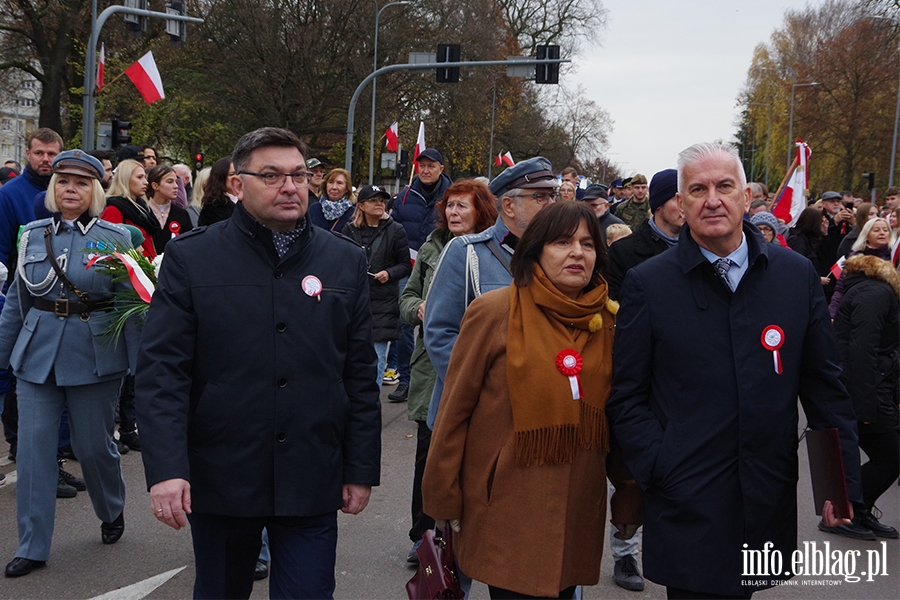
{"left": 389, "top": 276, "right": 414, "bottom": 386}
{"left": 374, "top": 342, "right": 388, "bottom": 388}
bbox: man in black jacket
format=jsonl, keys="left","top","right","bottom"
{"left": 607, "top": 169, "right": 684, "bottom": 300}
{"left": 137, "top": 128, "right": 381, "bottom": 599}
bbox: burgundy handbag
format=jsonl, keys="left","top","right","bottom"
{"left": 406, "top": 528, "right": 465, "bottom": 600}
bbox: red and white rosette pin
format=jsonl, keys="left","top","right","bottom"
{"left": 556, "top": 349, "right": 583, "bottom": 400}
{"left": 302, "top": 275, "right": 322, "bottom": 298}
{"left": 169, "top": 221, "right": 181, "bottom": 238}
{"left": 761, "top": 325, "right": 784, "bottom": 375}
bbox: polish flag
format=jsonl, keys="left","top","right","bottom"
{"left": 385, "top": 122, "right": 399, "bottom": 152}
{"left": 413, "top": 122, "right": 425, "bottom": 173}
{"left": 891, "top": 237, "right": 900, "bottom": 269}
{"left": 829, "top": 255, "right": 846, "bottom": 279}
{"left": 772, "top": 140, "right": 811, "bottom": 226}
{"left": 494, "top": 151, "right": 515, "bottom": 167}
{"left": 96, "top": 44, "right": 105, "bottom": 91}
{"left": 125, "top": 51, "right": 165, "bottom": 104}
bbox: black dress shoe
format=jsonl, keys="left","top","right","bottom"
{"left": 254, "top": 559, "right": 269, "bottom": 580}
{"left": 118, "top": 431, "right": 141, "bottom": 452}
{"left": 5, "top": 557, "right": 46, "bottom": 577}
{"left": 818, "top": 519, "right": 876, "bottom": 540}
{"left": 858, "top": 506, "right": 899, "bottom": 539}
{"left": 101, "top": 513, "right": 125, "bottom": 545}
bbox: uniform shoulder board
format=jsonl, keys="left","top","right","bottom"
{"left": 94, "top": 220, "right": 129, "bottom": 236}
{"left": 457, "top": 230, "right": 492, "bottom": 246}
{"left": 22, "top": 218, "right": 52, "bottom": 232}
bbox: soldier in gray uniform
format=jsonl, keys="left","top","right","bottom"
{"left": 423, "top": 157, "right": 558, "bottom": 429}
{"left": 0, "top": 150, "right": 140, "bottom": 578}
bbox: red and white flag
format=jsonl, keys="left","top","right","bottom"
{"left": 385, "top": 122, "right": 399, "bottom": 152}
{"left": 829, "top": 255, "right": 846, "bottom": 279}
{"left": 891, "top": 237, "right": 900, "bottom": 269}
{"left": 772, "top": 140, "right": 811, "bottom": 226}
{"left": 96, "top": 43, "right": 105, "bottom": 91}
{"left": 125, "top": 51, "right": 165, "bottom": 104}
{"left": 494, "top": 151, "right": 515, "bottom": 167}
{"left": 413, "top": 122, "right": 425, "bottom": 173}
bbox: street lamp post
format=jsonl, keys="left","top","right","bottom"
{"left": 369, "top": 1, "right": 413, "bottom": 185}
{"left": 870, "top": 15, "right": 900, "bottom": 188}
{"left": 749, "top": 102, "right": 772, "bottom": 187}
{"left": 787, "top": 81, "right": 820, "bottom": 172}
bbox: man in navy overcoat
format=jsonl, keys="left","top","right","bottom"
{"left": 607, "top": 142, "right": 861, "bottom": 599}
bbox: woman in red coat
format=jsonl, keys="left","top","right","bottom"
{"left": 102, "top": 159, "right": 159, "bottom": 258}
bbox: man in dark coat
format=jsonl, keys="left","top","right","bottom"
{"left": 607, "top": 142, "right": 861, "bottom": 599}
{"left": 136, "top": 128, "right": 381, "bottom": 599}
{"left": 606, "top": 169, "right": 683, "bottom": 300}
{"left": 386, "top": 148, "right": 453, "bottom": 401}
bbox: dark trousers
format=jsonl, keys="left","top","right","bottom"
{"left": 117, "top": 375, "right": 136, "bottom": 434}
{"left": 2, "top": 388, "right": 17, "bottom": 447}
{"left": 409, "top": 420, "right": 435, "bottom": 542}
{"left": 666, "top": 587, "right": 752, "bottom": 599}
{"left": 858, "top": 428, "right": 900, "bottom": 507}
{"left": 188, "top": 512, "right": 337, "bottom": 600}
{"left": 488, "top": 584, "right": 576, "bottom": 599}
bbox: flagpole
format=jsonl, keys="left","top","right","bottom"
{"left": 773, "top": 156, "right": 799, "bottom": 203}
{"left": 97, "top": 70, "right": 130, "bottom": 94}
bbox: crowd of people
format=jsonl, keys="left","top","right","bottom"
{"left": 0, "top": 128, "right": 896, "bottom": 600}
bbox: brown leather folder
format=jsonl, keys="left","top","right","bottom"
{"left": 805, "top": 428, "right": 852, "bottom": 519}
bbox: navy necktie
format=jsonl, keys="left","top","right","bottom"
{"left": 714, "top": 258, "right": 734, "bottom": 291}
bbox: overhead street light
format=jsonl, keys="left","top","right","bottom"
{"left": 787, "top": 81, "right": 820, "bottom": 172}
{"left": 868, "top": 15, "right": 900, "bottom": 188}
{"left": 368, "top": 1, "right": 414, "bottom": 185}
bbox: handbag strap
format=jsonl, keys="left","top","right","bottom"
{"left": 43, "top": 226, "right": 89, "bottom": 302}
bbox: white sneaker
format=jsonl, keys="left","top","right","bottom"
{"left": 382, "top": 369, "right": 399, "bottom": 385}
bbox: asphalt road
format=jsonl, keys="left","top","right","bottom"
{"left": 0, "top": 388, "right": 897, "bottom": 599}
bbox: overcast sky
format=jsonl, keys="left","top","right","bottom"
{"left": 578, "top": 0, "right": 818, "bottom": 181}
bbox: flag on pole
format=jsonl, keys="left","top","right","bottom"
{"left": 125, "top": 51, "right": 165, "bottom": 104}
{"left": 385, "top": 122, "right": 399, "bottom": 152}
{"left": 96, "top": 43, "right": 105, "bottom": 91}
{"left": 829, "top": 255, "right": 846, "bottom": 279}
{"left": 772, "top": 140, "right": 811, "bottom": 226}
{"left": 494, "top": 151, "right": 515, "bottom": 167}
{"left": 413, "top": 122, "right": 425, "bottom": 173}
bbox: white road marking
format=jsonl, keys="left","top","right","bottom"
{"left": 87, "top": 566, "right": 187, "bottom": 600}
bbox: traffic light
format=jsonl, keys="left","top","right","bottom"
{"left": 123, "top": 0, "right": 148, "bottom": 35}
{"left": 535, "top": 45, "right": 560, "bottom": 84}
{"left": 862, "top": 172, "right": 875, "bottom": 190}
{"left": 436, "top": 44, "right": 461, "bottom": 83}
{"left": 395, "top": 149, "right": 409, "bottom": 180}
{"left": 195, "top": 153, "right": 205, "bottom": 171}
{"left": 165, "top": 1, "right": 187, "bottom": 44}
{"left": 111, "top": 120, "right": 133, "bottom": 149}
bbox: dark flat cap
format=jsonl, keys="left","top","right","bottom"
{"left": 489, "top": 156, "right": 556, "bottom": 197}
{"left": 581, "top": 184, "right": 609, "bottom": 201}
{"left": 820, "top": 191, "right": 842, "bottom": 202}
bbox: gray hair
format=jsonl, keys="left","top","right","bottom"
{"left": 851, "top": 217, "right": 892, "bottom": 253}
{"left": 232, "top": 127, "right": 308, "bottom": 173}
{"left": 677, "top": 142, "right": 747, "bottom": 193}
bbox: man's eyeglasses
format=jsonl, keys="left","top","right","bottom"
{"left": 513, "top": 191, "right": 559, "bottom": 205}
{"left": 238, "top": 171, "right": 312, "bottom": 187}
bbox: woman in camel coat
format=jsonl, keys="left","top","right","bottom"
{"left": 422, "top": 202, "right": 642, "bottom": 599}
